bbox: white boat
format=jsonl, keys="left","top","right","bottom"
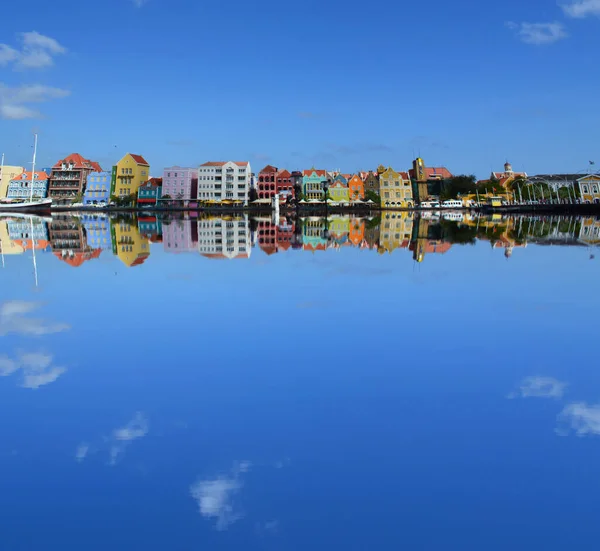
{"left": 0, "top": 134, "right": 52, "bottom": 211}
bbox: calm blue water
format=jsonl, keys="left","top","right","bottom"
{"left": 1, "top": 213, "right": 599, "bottom": 550}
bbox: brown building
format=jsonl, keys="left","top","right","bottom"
{"left": 48, "top": 153, "right": 103, "bottom": 204}
{"left": 48, "top": 216, "right": 87, "bottom": 254}
{"left": 363, "top": 171, "right": 380, "bottom": 196}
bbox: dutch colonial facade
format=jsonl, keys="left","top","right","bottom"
{"left": 379, "top": 167, "right": 414, "bottom": 208}
{"left": 111, "top": 219, "right": 150, "bottom": 267}
{"left": 363, "top": 171, "right": 380, "bottom": 196}
{"left": 348, "top": 174, "right": 365, "bottom": 201}
{"left": 162, "top": 166, "right": 198, "bottom": 202}
{"left": 378, "top": 211, "right": 414, "bottom": 254}
{"left": 83, "top": 171, "right": 112, "bottom": 205}
{"left": 329, "top": 174, "right": 350, "bottom": 203}
{"left": 114, "top": 154, "right": 150, "bottom": 198}
{"left": 137, "top": 178, "right": 163, "bottom": 205}
{"left": 81, "top": 214, "right": 112, "bottom": 250}
{"left": 276, "top": 169, "right": 294, "bottom": 201}
{"left": 48, "top": 153, "right": 102, "bottom": 204}
{"left": 197, "top": 161, "right": 252, "bottom": 205}
{"left": 257, "top": 165, "right": 278, "bottom": 200}
{"left": 302, "top": 169, "right": 328, "bottom": 200}
{"left": 578, "top": 175, "right": 600, "bottom": 204}
{"left": 197, "top": 216, "right": 251, "bottom": 259}
{"left": 7, "top": 171, "right": 49, "bottom": 199}
{"left": 257, "top": 217, "right": 295, "bottom": 255}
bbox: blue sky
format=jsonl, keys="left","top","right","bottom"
{"left": 1, "top": 0, "right": 599, "bottom": 178}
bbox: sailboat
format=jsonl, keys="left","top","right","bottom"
{"left": 0, "top": 134, "right": 52, "bottom": 211}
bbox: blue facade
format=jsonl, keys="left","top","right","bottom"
{"left": 81, "top": 214, "right": 112, "bottom": 250}
{"left": 7, "top": 172, "right": 48, "bottom": 199}
{"left": 84, "top": 171, "right": 111, "bottom": 205}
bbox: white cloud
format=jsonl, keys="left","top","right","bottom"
{"left": 506, "top": 21, "right": 568, "bottom": 45}
{"left": 508, "top": 376, "right": 567, "bottom": 399}
{"left": 557, "top": 402, "right": 600, "bottom": 436}
{"left": 562, "top": 0, "right": 600, "bottom": 17}
{"left": 113, "top": 412, "right": 149, "bottom": 441}
{"left": 108, "top": 412, "right": 149, "bottom": 466}
{"left": 75, "top": 443, "right": 90, "bottom": 462}
{"left": 0, "top": 31, "right": 66, "bottom": 70}
{"left": 190, "top": 462, "right": 252, "bottom": 530}
{"left": 0, "top": 350, "right": 67, "bottom": 389}
{"left": 0, "top": 84, "right": 71, "bottom": 120}
{"left": 0, "top": 301, "right": 70, "bottom": 335}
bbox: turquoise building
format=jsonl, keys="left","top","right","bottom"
{"left": 302, "top": 169, "right": 328, "bottom": 200}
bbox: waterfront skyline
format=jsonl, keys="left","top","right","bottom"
{"left": 1, "top": 1, "right": 600, "bottom": 179}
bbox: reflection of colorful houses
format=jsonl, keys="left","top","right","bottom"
{"left": 578, "top": 217, "right": 600, "bottom": 245}
{"left": 328, "top": 216, "right": 350, "bottom": 247}
{"left": 0, "top": 220, "right": 25, "bottom": 255}
{"left": 410, "top": 218, "right": 452, "bottom": 262}
{"left": 329, "top": 175, "right": 350, "bottom": 203}
{"left": 111, "top": 220, "right": 150, "bottom": 267}
{"left": 379, "top": 167, "right": 414, "bottom": 208}
{"left": 578, "top": 174, "right": 600, "bottom": 204}
{"left": 138, "top": 216, "right": 163, "bottom": 242}
{"left": 54, "top": 248, "right": 102, "bottom": 267}
{"left": 302, "top": 218, "right": 328, "bottom": 251}
{"left": 49, "top": 217, "right": 87, "bottom": 253}
{"left": 163, "top": 219, "right": 197, "bottom": 253}
{"left": 348, "top": 174, "right": 365, "bottom": 201}
{"left": 257, "top": 217, "right": 294, "bottom": 255}
{"left": 81, "top": 215, "right": 112, "bottom": 250}
{"left": 197, "top": 216, "right": 251, "bottom": 259}
{"left": 363, "top": 218, "right": 380, "bottom": 249}
{"left": 378, "top": 211, "right": 414, "bottom": 254}
{"left": 349, "top": 218, "right": 365, "bottom": 246}
{"left": 302, "top": 169, "right": 328, "bottom": 200}
{"left": 7, "top": 218, "right": 50, "bottom": 251}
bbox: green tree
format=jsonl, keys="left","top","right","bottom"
{"left": 441, "top": 175, "right": 476, "bottom": 199}
{"left": 365, "top": 190, "right": 381, "bottom": 205}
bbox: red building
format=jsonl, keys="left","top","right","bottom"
{"left": 257, "top": 217, "right": 295, "bottom": 255}
{"left": 276, "top": 169, "right": 295, "bottom": 202}
{"left": 257, "top": 165, "right": 278, "bottom": 200}
{"left": 48, "top": 153, "right": 102, "bottom": 204}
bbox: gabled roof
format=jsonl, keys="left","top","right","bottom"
{"left": 141, "top": 177, "right": 163, "bottom": 188}
{"left": 278, "top": 169, "right": 291, "bottom": 178}
{"left": 13, "top": 171, "right": 49, "bottom": 181}
{"left": 303, "top": 169, "right": 327, "bottom": 177}
{"left": 399, "top": 172, "right": 410, "bottom": 180}
{"left": 129, "top": 154, "right": 149, "bottom": 166}
{"left": 259, "top": 165, "right": 278, "bottom": 173}
{"left": 53, "top": 153, "right": 102, "bottom": 171}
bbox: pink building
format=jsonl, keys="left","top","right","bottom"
{"left": 162, "top": 166, "right": 198, "bottom": 202}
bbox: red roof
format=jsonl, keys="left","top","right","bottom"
{"left": 130, "top": 253, "right": 150, "bottom": 267}
{"left": 399, "top": 172, "right": 410, "bottom": 180}
{"left": 53, "top": 153, "right": 103, "bottom": 171}
{"left": 278, "top": 169, "right": 291, "bottom": 178}
{"left": 408, "top": 167, "right": 453, "bottom": 180}
{"left": 259, "top": 165, "right": 278, "bottom": 174}
{"left": 129, "top": 154, "right": 149, "bottom": 166}
{"left": 302, "top": 169, "right": 327, "bottom": 177}
{"left": 14, "top": 171, "right": 49, "bottom": 181}
{"left": 141, "top": 177, "right": 162, "bottom": 188}
{"left": 53, "top": 248, "right": 101, "bottom": 267}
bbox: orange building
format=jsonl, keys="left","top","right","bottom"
{"left": 348, "top": 174, "right": 365, "bottom": 201}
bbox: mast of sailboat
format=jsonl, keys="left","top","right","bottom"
{"left": 30, "top": 134, "right": 38, "bottom": 203}
{"left": 30, "top": 215, "right": 38, "bottom": 287}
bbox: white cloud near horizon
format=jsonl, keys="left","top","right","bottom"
{"left": 0, "top": 31, "right": 66, "bottom": 70}
{"left": 0, "top": 351, "right": 67, "bottom": 389}
{"left": 557, "top": 402, "right": 600, "bottom": 436}
{"left": 508, "top": 376, "right": 567, "bottom": 399}
{"left": 0, "top": 301, "right": 71, "bottom": 335}
{"left": 506, "top": 21, "right": 568, "bottom": 45}
{"left": 0, "top": 83, "right": 71, "bottom": 120}
{"left": 190, "top": 461, "right": 252, "bottom": 530}
{"left": 562, "top": 0, "right": 600, "bottom": 17}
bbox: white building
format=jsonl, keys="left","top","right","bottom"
{"left": 197, "top": 216, "right": 251, "bottom": 259}
{"left": 197, "top": 161, "right": 252, "bottom": 205}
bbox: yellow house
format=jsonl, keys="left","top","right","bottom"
{"left": 113, "top": 154, "right": 150, "bottom": 198}
{"left": 379, "top": 167, "right": 414, "bottom": 208}
{"left": 0, "top": 220, "right": 25, "bottom": 255}
{"left": 578, "top": 218, "right": 600, "bottom": 246}
{"left": 111, "top": 219, "right": 150, "bottom": 267}
{"left": 0, "top": 165, "right": 25, "bottom": 198}
{"left": 378, "top": 211, "right": 414, "bottom": 254}
{"left": 578, "top": 174, "right": 600, "bottom": 204}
